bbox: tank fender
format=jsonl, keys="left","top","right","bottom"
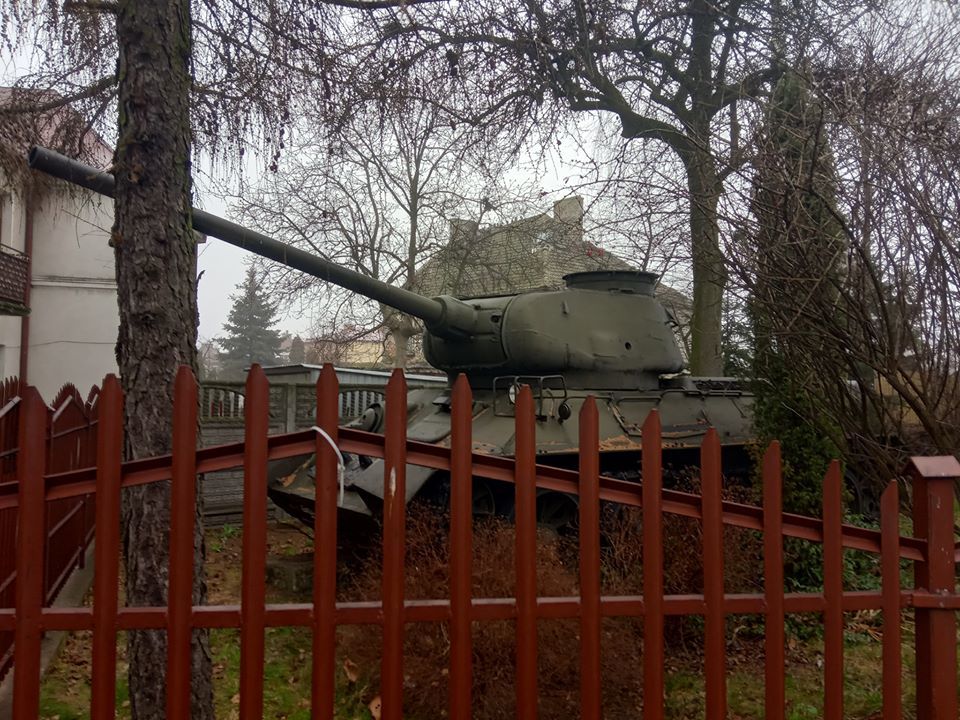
{"left": 347, "top": 458, "right": 441, "bottom": 504}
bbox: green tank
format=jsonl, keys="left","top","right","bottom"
{"left": 294, "top": 268, "right": 755, "bottom": 530}
{"left": 29, "top": 147, "right": 755, "bottom": 530}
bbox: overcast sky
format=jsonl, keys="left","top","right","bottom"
{"left": 191, "top": 173, "right": 314, "bottom": 343}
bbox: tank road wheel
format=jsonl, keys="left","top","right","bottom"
{"left": 471, "top": 481, "right": 498, "bottom": 517}
{"left": 535, "top": 491, "right": 579, "bottom": 534}
{"left": 418, "top": 475, "right": 518, "bottom": 520}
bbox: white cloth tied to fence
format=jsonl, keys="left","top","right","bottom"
{"left": 310, "top": 426, "right": 346, "bottom": 506}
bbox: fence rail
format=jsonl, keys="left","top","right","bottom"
{"left": 199, "top": 379, "right": 430, "bottom": 425}
{"left": 2, "top": 364, "right": 959, "bottom": 719}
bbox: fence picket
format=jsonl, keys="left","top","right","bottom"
{"left": 701, "top": 429, "right": 726, "bottom": 720}
{"left": 641, "top": 410, "right": 664, "bottom": 720}
{"left": 514, "top": 385, "right": 538, "bottom": 719}
{"left": 381, "top": 369, "right": 407, "bottom": 720}
{"left": 312, "top": 364, "right": 339, "bottom": 720}
{"left": 822, "top": 462, "right": 844, "bottom": 720}
{"left": 82, "top": 388, "right": 99, "bottom": 552}
{"left": 12, "top": 388, "right": 47, "bottom": 718}
{"left": 763, "top": 442, "right": 785, "bottom": 720}
{"left": 90, "top": 376, "right": 122, "bottom": 718}
{"left": 39, "top": 387, "right": 93, "bottom": 606}
{"left": 578, "top": 397, "right": 601, "bottom": 720}
{"left": 0, "top": 379, "right": 99, "bottom": 682}
{"left": 167, "top": 367, "right": 198, "bottom": 717}
{"left": 448, "top": 375, "right": 474, "bottom": 718}
{"left": 880, "top": 481, "right": 901, "bottom": 719}
{"left": 240, "top": 365, "right": 269, "bottom": 720}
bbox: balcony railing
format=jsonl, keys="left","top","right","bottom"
{"left": 0, "top": 245, "right": 29, "bottom": 315}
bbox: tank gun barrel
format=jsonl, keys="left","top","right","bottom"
{"left": 27, "top": 146, "right": 462, "bottom": 332}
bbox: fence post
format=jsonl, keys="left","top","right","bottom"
{"left": 906, "top": 456, "right": 958, "bottom": 720}
{"left": 381, "top": 369, "right": 408, "bottom": 720}
{"left": 312, "top": 364, "right": 339, "bottom": 720}
{"left": 284, "top": 382, "right": 297, "bottom": 433}
{"left": 240, "top": 366, "right": 269, "bottom": 719}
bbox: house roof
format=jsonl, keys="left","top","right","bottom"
{"left": 0, "top": 87, "right": 112, "bottom": 189}
{"left": 414, "top": 198, "right": 692, "bottom": 320}
{"left": 415, "top": 226, "right": 634, "bottom": 298}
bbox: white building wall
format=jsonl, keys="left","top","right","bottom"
{"left": 0, "top": 184, "right": 119, "bottom": 400}
{"left": 27, "top": 281, "right": 118, "bottom": 400}
{"left": 27, "top": 189, "right": 118, "bottom": 400}
{"left": 30, "top": 190, "right": 114, "bottom": 280}
{"left": 0, "top": 314, "right": 20, "bottom": 380}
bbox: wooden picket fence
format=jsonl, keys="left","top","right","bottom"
{"left": 0, "top": 364, "right": 958, "bottom": 719}
{"left": 0, "top": 377, "right": 98, "bottom": 682}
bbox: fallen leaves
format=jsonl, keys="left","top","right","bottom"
{"left": 343, "top": 657, "right": 360, "bottom": 683}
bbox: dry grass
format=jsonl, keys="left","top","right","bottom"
{"left": 339, "top": 510, "right": 646, "bottom": 718}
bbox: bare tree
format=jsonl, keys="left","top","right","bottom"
{"left": 349, "top": 0, "right": 872, "bottom": 374}
{"left": 232, "top": 98, "right": 525, "bottom": 367}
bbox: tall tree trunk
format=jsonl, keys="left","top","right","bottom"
{"left": 114, "top": 1, "right": 213, "bottom": 718}
{"left": 392, "top": 328, "right": 410, "bottom": 369}
{"left": 388, "top": 313, "right": 419, "bottom": 369}
{"left": 686, "top": 145, "right": 726, "bottom": 376}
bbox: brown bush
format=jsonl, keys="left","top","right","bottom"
{"left": 336, "top": 489, "right": 762, "bottom": 718}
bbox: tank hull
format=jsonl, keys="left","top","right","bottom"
{"left": 267, "top": 378, "right": 754, "bottom": 529}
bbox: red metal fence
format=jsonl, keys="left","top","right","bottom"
{"left": 0, "top": 377, "right": 98, "bottom": 682}
{"left": 1, "top": 364, "right": 958, "bottom": 718}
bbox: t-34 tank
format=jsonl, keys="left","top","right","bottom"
{"left": 287, "top": 268, "right": 754, "bottom": 530}
{"left": 29, "top": 147, "right": 755, "bottom": 530}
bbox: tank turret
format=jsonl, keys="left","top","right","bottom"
{"left": 424, "top": 270, "right": 683, "bottom": 388}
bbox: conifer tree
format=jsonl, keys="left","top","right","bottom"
{"left": 289, "top": 335, "right": 306, "bottom": 364}
{"left": 218, "top": 268, "right": 283, "bottom": 376}
{"left": 749, "top": 70, "right": 845, "bottom": 586}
